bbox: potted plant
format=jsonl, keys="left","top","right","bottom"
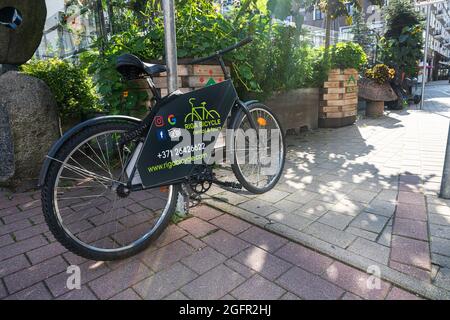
{"left": 319, "top": 42, "right": 367, "bottom": 128}
{"left": 359, "top": 64, "right": 397, "bottom": 117}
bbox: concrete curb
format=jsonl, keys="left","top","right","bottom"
{"left": 203, "top": 197, "right": 450, "bottom": 300}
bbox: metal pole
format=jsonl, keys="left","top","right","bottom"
{"left": 162, "top": 0, "right": 178, "bottom": 93}
{"left": 420, "top": 4, "right": 431, "bottom": 110}
{"left": 440, "top": 122, "right": 450, "bottom": 199}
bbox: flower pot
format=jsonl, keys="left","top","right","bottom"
{"left": 366, "top": 101, "right": 384, "bottom": 117}
{"left": 319, "top": 68, "right": 359, "bottom": 128}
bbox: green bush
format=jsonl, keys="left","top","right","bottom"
{"left": 21, "top": 58, "right": 101, "bottom": 120}
{"left": 329, "top": 42, "right": 368, "bottom": 71}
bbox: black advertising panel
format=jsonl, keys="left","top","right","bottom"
{"left": 137, "top": 80, "right": 238, "bottom": 188}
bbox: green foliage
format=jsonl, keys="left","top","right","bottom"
{"left": 351, "top": 8, "right": 374, "bottom": 56}
{"left": 21, "top": 58, "right": 101, "bottom": 120}
{"left": 365, "top": 64, "right": 395, "bottom": 84}
{"left": 329, "top": 42, "right": 367, "bottom": 71}
{"left": 380, "top": 0, "right": 423, "bottom": 77}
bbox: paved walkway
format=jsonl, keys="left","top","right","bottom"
{"left": 206, "top": 82, "right": 450, "bottom": 297}
{"left": 0, "top": 192, "right": 420, "bottom": 300}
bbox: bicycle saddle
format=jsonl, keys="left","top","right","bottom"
{"left": 116, "top": 54, "right": 166, "bottom": 77}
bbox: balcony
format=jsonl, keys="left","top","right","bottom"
{"left": 435, "top": 9, "right": 448, "bottom": 23}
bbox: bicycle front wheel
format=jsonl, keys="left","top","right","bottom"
{"left": 231, "top": 103, "right": 286, "bottom": 194}
{"left": 41, "top": 121, "right": 179, "bottom": 261}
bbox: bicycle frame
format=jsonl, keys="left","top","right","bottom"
{"left": 124, "top": 79, "right": 259, "bottom": 190}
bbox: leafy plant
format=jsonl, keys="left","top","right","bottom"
{"left": 329, "top": 42, "right": 367, "bottom": 71}
{"left": 365, "top": 64, "right": 395, "bottom": 84}
{"left": 380, "top": 0, "right": 423, "bottom": 77}
{"left": 21, "top": 58, "right": 101, "bottom": 121}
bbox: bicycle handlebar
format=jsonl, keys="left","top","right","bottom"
{"left": 188, "top": 37, "right": 253, "bottom": 65}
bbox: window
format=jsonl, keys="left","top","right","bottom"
{"left": 345, "top": 2, "right": 353, "bottom": 16}
{"left": 313, "top": 5, "right": 324, "bottom": 20}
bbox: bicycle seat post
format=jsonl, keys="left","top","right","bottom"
{"left": 217, "top": 55, "right": 231, "bottom": 80}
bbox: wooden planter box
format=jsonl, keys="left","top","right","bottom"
{"left": 319, "top": 68, "right": 359, "bottom": 128}
{"left": 130, "top": 61, "right": 229, "bottom": 104}
{"left": 265, "top": 88, "right": 319, "bottom": 133}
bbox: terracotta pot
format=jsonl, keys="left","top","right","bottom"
{"left": 366, "top": 101, "right": 384, "bottom": 117}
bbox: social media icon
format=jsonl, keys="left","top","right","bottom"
{"left": 168, "top": 114, "right": 177, "bottom": 125}
{"left": 156, "top": 129, "right": 167, "bottom": 141}
{"left": 154, "top": 116, "right": 164, "bottom": 127}
{"left": 168, "top": 127, "right": 181, "bottom": 140}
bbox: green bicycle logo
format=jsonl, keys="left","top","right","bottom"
{"left": 184, "top": 98, "right": 220, "bottom": 123}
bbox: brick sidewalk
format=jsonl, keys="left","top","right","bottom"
{"left": 205, "top": 83, "right": 450, "bottom": 296}
{"left": 0, "top": 190, "right": 421, "bottom": 300}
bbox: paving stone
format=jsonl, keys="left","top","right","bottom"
{"left": 430, "top": 236, "right": 450, "bottom": 257}
{"left": 375, "top": 189, "right": 398, "bottom": 203}
{"left": 350, "top": 212, "right": 389, "bottom": 233}
{"left": 341, "top": 292, "right": 363, "bottom": 300}
{"left": 365, "top": 199, "right": 396, "bottom": 217}
{"left": 180, "top": 264, "right": 245, "bottom": 300}
{"left": 274, "top": 242, "right": 333, "bottom": 275}
{"left": 430, "top": 224, "right": 450, "bottom": 240}
{"left": 4, "top": 256, "right": 68, "bottom": 294}
{"left": 202, "top": 230, "right": 250, "bottom": 257}
{"left": 397, "top": 192, "right": 425, "bottom": 206}
{"left": 109, "top": 289, "right": 142, "bottom": 300}
{"left": 304, "top": 222, "right": 356, "bottom": 248}
{"left": 181, "top": 235, "right": 207, "bottom": 250}
{"left": 224, "top": 259, "right": 257, "bottom": 278}
{"left": 234, "top": 246, "right": 292, "bottom": 280}
{"left": 4, "top": 282, "right": 52, "bottom": 300}
{"left": 45, "top": 260, "right": 110, "bottom": 297}
{"left": 432, "top": 253, "right": 450, "bottom": 268}
{"left": 318, "top": 211, "right": 353, "bottom": 230}
{"left": 134, "top": 262, "right": 197, "bottom": 300}
{"left": 273, "top": 199, "right": 303, "bottom": 213}
{"left": 231, "top": 274, "right": 285, "bottom": 300}
{"left": 377, "top": 226, "right": 393, "bottom": 247}
{"left": 344, "top": 189, "right": 378, "bottom": 204}
{"left": 385, "top": 287, "right": 423, "bottom": 300}
{"left": 323, "top": 261, "right": 391, "bottom": 300}
{"left": 12, "top": 223, "right": 49, "bottom": 241}
{"left": 181, "top": 246, "right": 226, "bottom": 274}
{"left": 348, "top": 237, "right": 390, "bottom": 265}
{"left": 2, "top": 206, "right": 41, "bottom": 224}
{"left": 390, "top": 235, "right": 431, "bottom": 270}
{"left": 57, "top": 286, "right": 98, "bottom": 300}
{"left": 89, "top": 261, "right": 151, "bottom": 299}
{"left": 346, "top": 227, "right": 378, "bottom": 241}
{"left": 256, "top": 189, "right": 289, "bottom": 203}
{"left": 429, "top": 213, "right": 450, "bottom": 227}
{"left": 0, "top": 219, "right": 32, "bottom": 236}
{"left": 267, "top": 211, "right": 312, "bottom": 230}
{"left": 396, "top": 202, "right": 427, "bottom": 222}
{"left": 140, "top": 240, "right": 195, "bottom": 272}
{"left": 177, "top": 217, "right": 218, "bottom": 238}
{"left": 153, "top": 224, "right": 188, "bottom": 248}
{"left": 0, "top": 281, "right": 6, "bottom": 299}
{"left": 329, "top": 199, "right": 366, "bottom": 217}
{"left": 0, "top": 254, "right": 30, "bottom": 278}
{"left": 190, "top": 205, "right": 223, "bottom": 221}
{"left": 284, "top": 190, "right": 319, "bottom": 204}
{"left": 0, "top": 234, "right": 13, "bottom": 248}
{"left": 428, "top": 204, "right": 450, "bottom": 216}
{"left": 214, "top": 191, "right": 248, "bottom": 205}
{"left": 238, "top": 226, "right": 288, "bottom": 253}
{"left": 238, "top": 199, "right": 278, "bottom": 217}
{"left": 26, "top": 241, "right": 67, "bottom": 265}
{"left": 280, "top": 292, "right": 301, "bottom": 300}
{"left": 433, "top": 267, "right": 450, "bottom": 290}
{"left": 276, "top": 267, "right": 344, "bottom": 300}
{"left": 163, "top": 290, "right": 189, "bottom": 300}
{"left": 209, "top": 214, "right": 251, "bottom": 235}
{"left": 393, "top": 218, "right": 428, "bottom": 241}
{"left": 389, "top": 261, "right": 430, "bottom": 282}
{"left": 296, "top": 200, "right": 332, "bottom": 219}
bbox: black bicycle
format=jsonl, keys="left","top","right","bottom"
{"left": 39, "top": 37, "right": 286, "bottom": 261}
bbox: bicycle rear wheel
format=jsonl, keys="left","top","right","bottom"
{"left": 231, "top": 103, "right": 286, "bottom": 194}
{"left": 41, "top": 121, "right": 179, "bottom": 261}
